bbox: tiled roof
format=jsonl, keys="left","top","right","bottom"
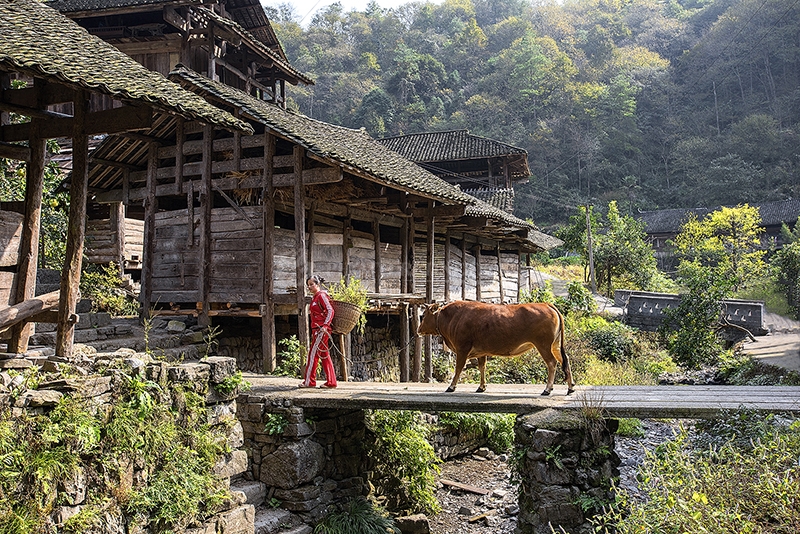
{"left": 169, "top": 66, "right": 477, "bottom": 205}
{"left": 380, "top": 130, "right": 527, "bottom": 163}
{"left": 224, "top": 0, "right": 288, "bottom": 62}
{"left": 638, "top": 199, "right": 800, "bottom": 234}
{"left": 195, "top": 6, "right": 313, "bottom": 85}
{"left": 464, "top": 187, "right": 515, "bottom": 213}
{"left": 1, "top": 0, "right": 252, "bottom": 134}
{"left": 47, "top": 0, "right": 185, "bottom": 11}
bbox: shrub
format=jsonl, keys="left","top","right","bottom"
{"left": 314, "top": 497, "right": 398, "bottom": 534}
{"left": 273, "top": 336, "right": 304, "bottom": 377}
{"left": 601, "top": 418, "right": 800, "bottom": 533}
{"left": 365, "top": 410, "right": 441, "bottom": 514}
{"left": 437, "top": 412, "right": 515, "bottom": 453}
{"left": 79, "top": 262, "right": 138, "bottom": 316}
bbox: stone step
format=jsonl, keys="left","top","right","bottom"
{"left": 254, "top": 507, "right": 310, "bottom": 534}
{"left": 231, "top": 480, "right": 266, "bottom": 507}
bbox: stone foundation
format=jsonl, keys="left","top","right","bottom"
{"left": 514, "top": 409, "right": 620, "bottom": 534}
{"left": 238, "top": 395, "right": 369, "bottom": 524}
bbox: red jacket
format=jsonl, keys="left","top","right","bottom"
{"left": 310, "top": 290, "right": 334, "bottom": 329}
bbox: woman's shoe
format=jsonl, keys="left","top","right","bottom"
{"left": 320, "top": 384, "right": 337, "bottom": 388}
{"left": 298, "top": 383, "right": 316, "bottom": 388}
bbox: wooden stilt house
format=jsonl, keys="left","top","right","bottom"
{"left": 81, "top": 65, "right": 559, "bottom": 380}
{"left": 0, "top": 0, "right": 252, "bottom": 357}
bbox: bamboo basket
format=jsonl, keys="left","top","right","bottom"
{"left": 331, "top": 300, "right": 362, "bottom": 334}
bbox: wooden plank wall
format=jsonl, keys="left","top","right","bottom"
{"left": 0, "top": 210, "right": 22, "bottom": 307}
{"left": 501, "top": 252, "right": 520, "bottom": 303}
{"left": 151, "top": 209, "right": 200, "bottom": 303}
{"left": 0, "top": 211, "right": 22, "bottom": 268}
{"left": 208, "top": 206, "right": 263, "bottom": 303}
{"left": 85, "top": 217, "right": 144, "bottom": 265}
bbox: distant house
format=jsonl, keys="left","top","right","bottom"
{"left": 637, "top": 199, "right": 800, "bottom": 269}
{"left": 378, "top": 129, "right": 530, "bottom": 214}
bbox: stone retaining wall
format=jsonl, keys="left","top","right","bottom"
{"left": 514, "top": 409, "right": 620, "bottom": 534}
{"left": 0, "top": 352, "right": 254, "bottom": 534}
{"left": 237, "top": 395, "right": 369, "bottom": 524}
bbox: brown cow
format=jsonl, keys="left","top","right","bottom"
{"left": 418, "top": 301, "right": 575, "bottom": 396}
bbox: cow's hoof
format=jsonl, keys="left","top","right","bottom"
{"left": 566, "top": 388, "right": 575, "bottom": 396}
{"left": 445, "top": 387, "right": 455, "bottom": 393}
{"left": 476, "top": 386, "right": 486, "bottom": 393}
{"left": 541, "top": 389, "right": 551, "bottom": 396}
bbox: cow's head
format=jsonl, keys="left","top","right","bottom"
{"left": 417, "top": 303, "right": 440, "bottom": 335}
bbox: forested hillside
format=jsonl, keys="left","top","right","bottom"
{"left": 266, "top": 0, "right": 800, "bottom": 228}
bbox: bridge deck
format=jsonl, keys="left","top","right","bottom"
{"left": 242, "top": 375, "right": 800, "bottom": 419}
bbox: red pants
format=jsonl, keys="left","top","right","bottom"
{"left": 302, "top": 327, "right": 337, "bottom": 387}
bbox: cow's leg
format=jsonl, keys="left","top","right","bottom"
{"left": 446, "top": 353, "right": 468, "bottom": 393}
{"left": 536, "top": 343, "right": 559, "bottom": 396}
{"left": 476, "top": 356, "right": 488, "bottom": 392}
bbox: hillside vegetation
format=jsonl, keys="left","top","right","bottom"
{"left": 268, "top": 0, "right": 800, "bottom": 228}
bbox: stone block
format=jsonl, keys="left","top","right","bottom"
{"left": 395, "top": 514, "right": 430, "bottom": 533}
{"left": 0, "top": 357, "right": 32, "bottom": 369}
{"left": 208, "top": 400, "right": 237, "bottom": 426}
{"left": 214, "top": 449, "right": 249, "bottom": 479}
{"left": 205, "top": 356, "right": 237, "bottom": 383}
{"left": 15, "top": 389, "right": 63, "bottom": 408}
{"left": 230, "top": 480, "right": 266, "bottom": 506}
{"left": 228, "top": 421, "right": 245, "bottom": 449}
{"left": 168, "top": 362, "right": 210, "bottom": 383}
{"left": 273, "top": 484, "right": 321, "bottom": 502}
{"left": 216, "top": 504, "right": 255, "bottom": 534}
{"left": 260, "top": 440, "right": 324, "bottom": 489}
{"left": 39, "top": 376, "right": 113, "bottom": 398}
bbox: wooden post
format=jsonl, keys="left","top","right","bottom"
{"left": 198, "top": 126, "right": 213, "bottom": 327}
{"left": 111, "top": 202, "right": 126, "bottom": 276}
{"left": 140, "top": 143, "right": 157, "bottom": 320}
{"left": 342, "top": 211, "right": 351, "bottom": 280}
{"left": 337, "top": 333, "right": 348, "bottom": 382}
{"left": 175, "top": 117, "right": 184, "bottom": 188}
{"left": 8, "top": 87, "right": 45, "bottom": 353}
{"left": 425, "top": 211, "right": 434, "bottom": 381}
{"left": 401, "top": 203, "right": 409, "bottom": 294}
{"left": 461, "top": 238, "right": 467, "bottom": 300}
{"left": 308, "top": 202, "right": 315, "bottom": 275}
{"left": 497, "top": 242, "right": 504, "bottom": 304}
{"left": 411, "top": 303, "right": 421, "bottom": 382}
{"left": 517, "top": 252, "right": 523, "bottom": 303}
{"left": 444, "top": 230, "right": 451, "bottom": 303}
{"left": 373, "top": 221, "right": 381, "bottom": 293}
{"left": 56, "top": 92, "right": 88, "bottom": 358}
{"left": 400, "top": 302, "right": 410, "bottom": 382}
{"left": 261, "top": 132, "right": 276, "bottom": 373}
{"left": 294, "top": 145, "right": 309, "bottom": 350}
{"left": 474, "top": 244, "right": 482, "bottom": 302}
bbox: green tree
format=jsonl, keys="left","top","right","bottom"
{"left": 772, "top": 217, "right": 800, "bottom": 319}
{"left": 673, "top": 204, "right": 766, "bottom": 292}
{"left": 592, "top": 201, "right": 658, "bottom": 297}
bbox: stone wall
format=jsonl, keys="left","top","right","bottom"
{"left": 0, "top": 352, "right": 254, "bottom": 534}
{"left": 237, "top": 394, "right": 369, "bottom": 524}
{"left": 514, "top": 409, "right": 620, "bottom": 534}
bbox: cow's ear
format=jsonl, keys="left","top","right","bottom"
{"left": 430, "top": 302, "right": 440, "bottom": 312}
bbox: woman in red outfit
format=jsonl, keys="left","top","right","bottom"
{"left": 300, "top": 275, "right": 337, "bottom": 388}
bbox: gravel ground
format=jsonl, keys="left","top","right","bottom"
{"left": 427, "top": 419, "right": 685, "bottom": 533}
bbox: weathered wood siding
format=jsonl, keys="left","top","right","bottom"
{"left": 311, "top": 231, "right": 343, "bottom": 290}
{"left": 380, "top": 243, "right": 402, "bottom": 294}
{"left": 501, "top": 252, "right": 519, "bottom": 303}
{"left": 151, "top": 209, "right": 200, "bottom": 303}
{"left": 0, "top": 211, "right": 22, "bottom": 268}
{"left": 349, "top": 235, "right": 376, "bottom": 290}
{"left": 85, "top": 217, "right": 144, "bottom": 265}
{"left": 209, "top": 206, "right": 263, "bottom": 303}
{"left": 480, "top": 253, "right": 501, "bottom": 302}
{"left": 273, "top": 228, "right": 298, "bottom": 294}
{"left": 413, "top": 241, "right": 446, "bottom": 300}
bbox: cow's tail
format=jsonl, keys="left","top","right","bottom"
{"left": 552, "top": 304, "right": 574, "bottom": 393}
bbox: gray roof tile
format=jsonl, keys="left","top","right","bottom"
{"left": 1, "top": 0, "right": 252, "bottom": 134}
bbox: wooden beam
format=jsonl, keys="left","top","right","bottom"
{"left": 0, "top": 102, "right": 71, "bottom": 121}
{"left": 261, "top": 132, "right": 276, "bottom": 373}
{"left": 294, "top": 145, "right": 309, "bottom": 350}
{"left": 1, "top": 105, "right": 153, "bottom": 141}
{"left": 474, "top": 244, "right": 482, "bottom": 302}
{"left": 444, "top": 230, "right": 451, "bottom": 303}
{"left": 0, "top": 290, "right": 61, "bottom": 332}
{"left": 198, "top": 125, "right": 213, "bottom": 327}
{"left": 140, "top": 143, "right": 158, "bottom": 319}
{"left": 342, "top": 211, "right": 351, "bottom": 280}
{"left": 497, "top": 242, "right": 504, "bottom": 304}
{"left": 461, "top": 238, "right": 467, "bottom": 300}
{"left": 400, "top": 302, "right": 410, "bottom": 382}
{"left": 0, "top": 141, "right": 30, "bottom": 162}
{"left": 374, "top": 221, "right": 381, "bottom": 293}
{"left": 411, "top": 204, "right": 466, "bottom": 218}
{"left": 425, "top": 211, "right": 434, "bottom": 381}
{"left": 56, "top": 92, "right": 88, "bottom": 358}
{"left": 8, "top": 108, "right": 45, "bottom": 352}
{"left": 1, "top": 81, "right": 74, "bottom": 108}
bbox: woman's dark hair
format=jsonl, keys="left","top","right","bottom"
{"left": 307, "top": 275, "right": 326, "bottom": 286}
